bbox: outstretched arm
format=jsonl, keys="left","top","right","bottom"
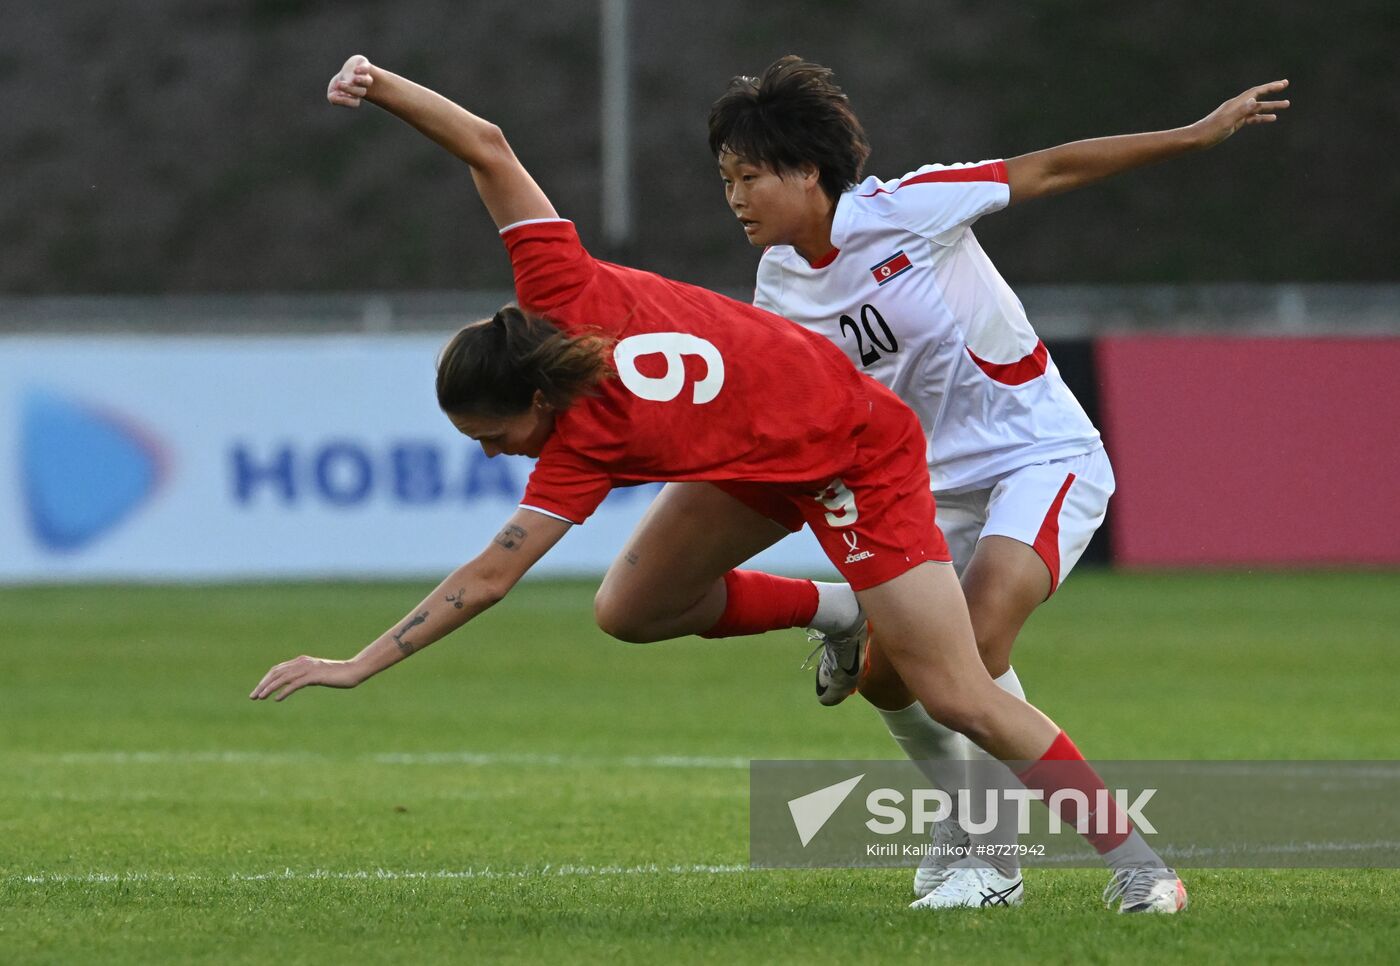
{"left": 327, "top": 55, "right": 557, "bottom": 228}
{"left": 249, "top": 508, "right": 571, "bottom": 702}
{"left": 1004, "top": 80, "right": 1290, "bottom": 206}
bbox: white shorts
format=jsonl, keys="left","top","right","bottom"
{"left": 934, "top": 447, "right": 1115, "bottom": 595}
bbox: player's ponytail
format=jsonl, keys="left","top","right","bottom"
{"left": 436, "top": 306, "right": 613, "bottom": 417}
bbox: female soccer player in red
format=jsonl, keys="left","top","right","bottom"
{"left": 589, "top": 58, "right": 1284, "bottom": 907}
{"left": 251, "top": 55, "right": 1187, "bottom": 914}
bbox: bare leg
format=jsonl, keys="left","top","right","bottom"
{"left": 860, "top": 534, "right": 1048, "bottom": 705}
{"left": 854, "top": 632, "right": 915, "bottom": 710}
{"left": 942, "top": 535, "right": 1052, "bottom": 873}
{"left": 960, "top": 535, "right": 1051, "bottom": 678}
{"left": 594, "top": 482, "right": 787, "bottom": 642}
{"left": 854, "top": 561, "right": 1059, "bottom": 762}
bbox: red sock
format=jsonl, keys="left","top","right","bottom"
{"left": 1015, "top": 731, "right": 1132, "bottom": 854}
{"left": 699, "top": 570, "right": 819, "bottom": 639}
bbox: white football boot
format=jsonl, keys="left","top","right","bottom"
{"left": 803, "top": 609, "right": 867, "bottom": 707}
{"left": 1102, "top": 867, "right": 1189, "bottom": 914}
{"left": 909, "top": 863, "right": 1024, "bottom": 909}
{"left": 913, "top": 818, "right": 972, "bottom": 898}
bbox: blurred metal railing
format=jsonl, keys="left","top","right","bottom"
{"left": 1020, "top": 285, "right": 1400, "bottom": 338}
{"left": 0, "top": 286, "right": 1395, "bottom": 336}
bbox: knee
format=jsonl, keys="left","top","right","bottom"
{"left": 920, "top": 694, "right": 994, "bottom": 746}
{"left": 593, "top": 586, "right": 653, "bottom": 643}
{"left": 971, "top": 628, "right": 1013, "bottom": 678}
{"left": 965, "top": 602, "right": 1018, "bottom": 677}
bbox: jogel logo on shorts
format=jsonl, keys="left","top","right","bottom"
{"left": 843, "top": 531, "right": 875, "bottom": 564}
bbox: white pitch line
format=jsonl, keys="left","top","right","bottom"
{"left": 12, "top": 863, "right": 752, "bottom": 886}
{"left": 15, "top": 843, "right": 1400, "bottom": 884}
{"left": 1161, "top": 839, "right": 1400, "bottom": 860}
{"left": 1011, "top": 839, "right": 1400, "bottom": 865}
{"left": 22, "top": 754, "right": 1400, "bottom": 778}
{"left": 1120, "top": 763, "right": 1400, "bottom": 779}
{"left": 19, "top": 750, "right": 751, "bottom": 769}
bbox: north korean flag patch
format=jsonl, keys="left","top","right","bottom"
{"left": 870, "top": 250, "right": 913, "bottom": 286}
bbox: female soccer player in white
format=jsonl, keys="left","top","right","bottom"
{"left": 252, "top": 55, "right": 1189, "bottom": 915}
{"left": 591, "top": 57, "right": 1286, "bottom": 907}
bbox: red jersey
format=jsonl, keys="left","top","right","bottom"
{"left": 501, "top": 219, "right": 873, "bottom": 524}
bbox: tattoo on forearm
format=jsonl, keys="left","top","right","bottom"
{"left": 494, "top": 524, "right": 527, "bottom": 550}
{"left": 393, "top": 610, "right": 429, "bottom": 656}
{"left": 625, "top": 551, "right": 639, "bottom": 566}
{"left": 445, "top": 589, "right": 465, "bottom": 609}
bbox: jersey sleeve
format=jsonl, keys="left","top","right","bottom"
{"left": 499, "top": 219, "right": 599, "bottom": 323}
{"left": 853, "top": 161, "right": 1010, "bottom": 241}
{"left": 519, "top": 440, "right": 614, "bottom": 525}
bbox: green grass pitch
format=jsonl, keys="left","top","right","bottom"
{"left": 2, "top": 571, "right": 1399, "bottom": 963}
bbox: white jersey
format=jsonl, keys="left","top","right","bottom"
{"left": 754, "top": 160, "right": 1101, "bottom": 493}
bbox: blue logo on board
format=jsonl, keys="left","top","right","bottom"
{"left": 21, "top": 391, "right": 167, "bottom": 552}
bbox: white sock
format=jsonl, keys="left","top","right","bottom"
{"left": 876, "top": 670, "right": 1026, "bottom": 787}
{"left": 809, "top": 581, "right": 861, "bottom": 635}
{"left": 1102, "top": 829, "right": 1165, "bottom": 871}
{"left": 961, "top": 666, "right": 1028, "bottom": 876}
{"left": 993, "top": 666, "right": 1025, "bottom": 700}
{"left": 877, "top": 700, "right": 966, "bottom": 783}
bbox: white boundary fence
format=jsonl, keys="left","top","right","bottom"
{"left": 0, "top": 334, "right": 830, "bottom": 584}
{"left": 2, "top": 286, "right": 1394, "bottom": 583}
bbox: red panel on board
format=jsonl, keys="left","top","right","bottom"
{"left": 1096, "top": 337, "right": 1400, "bottom": 566}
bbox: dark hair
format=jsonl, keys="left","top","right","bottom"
{"left": 708, "top": 55, "right": 871, "bottom": 201}
{"left": 436, "top": 305, "right": 613, "bottom": 417}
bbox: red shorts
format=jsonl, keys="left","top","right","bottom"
{"left": 715, "top": 385, "right": 950, "bottom": 591}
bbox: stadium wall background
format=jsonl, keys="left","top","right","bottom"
{"left": 1054, "top": 335, "right": 1400, "bottom": 569}
{"left": 4, "top": 331, "right": 1396, "bottom": 583}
